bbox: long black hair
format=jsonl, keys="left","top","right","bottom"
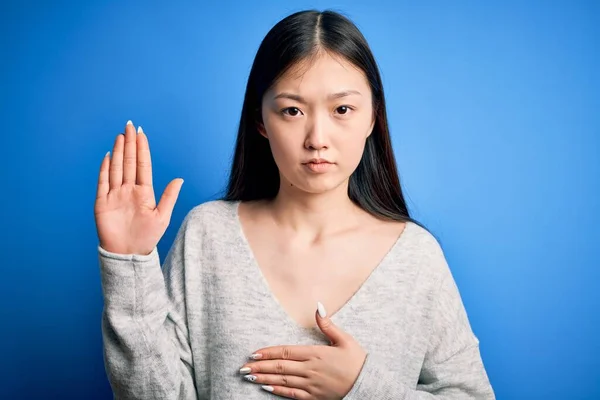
{"left": 224, "top": 9, "right": 426, "bottom": 229}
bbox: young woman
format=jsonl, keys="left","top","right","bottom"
{"left": 95, "top": 10, "right": 495, "bottom": 400}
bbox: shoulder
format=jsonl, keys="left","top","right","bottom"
{"left": 406, "top": 222, "right": 445, "bottom": 259}
{"left": 186, "top": 199, "right": 237, "bottom": 221}
{"left": 175, "top": 199, "right": 239, "bottom": 236}
{"left": 394, "top": 221, "right": 453, "bottom": 285}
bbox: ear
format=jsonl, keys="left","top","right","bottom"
{"left": 257, "top": 122, "right": 268, "bottom": 139}
{"left": 367, "top": 116, "right": 375, "bottom": 138}
{"left": 255, "top": 107, "right": 268, "bottom": 139}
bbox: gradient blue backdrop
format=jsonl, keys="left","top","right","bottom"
{"left": 1, "top": 1, "right": 598, "bottom": 399}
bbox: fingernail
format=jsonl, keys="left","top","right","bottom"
{"left": 317, "top": 301, "right": 327, "bottom": 318}
{"left": 126, "top": 120, "right": 133, "bottom": 126}
{"left": 239, "top": 367, "right": 251, "bottom": 374}
{"left": 261, "top": 385, "right": 274, "bottom": 392}
{"left": 244, "top": 374, "right": 257, "bottom": 382}
{"left": 105, "top": 151, "right": 110, "bottom": 158}
{"left": 249, "top": 353, "right": 262, "bottom": 360}
{"left": 137, "top": 125, "right": 144, "bottom": 134}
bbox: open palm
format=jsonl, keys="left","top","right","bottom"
{"left": 94, "top": 121, "right": 183, "bottom": 255}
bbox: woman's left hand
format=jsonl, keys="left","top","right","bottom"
{"left": 239, "top": 303, "right": 367, "bottom": 399}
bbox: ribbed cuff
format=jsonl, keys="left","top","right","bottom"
{"left": 98, "top": 245, "right": 161, "bottom": 316}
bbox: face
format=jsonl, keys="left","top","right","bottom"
{"left": 259, "top": 51, "right": 375, "bottom": 195}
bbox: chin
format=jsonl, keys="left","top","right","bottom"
{"left": 287, "top": 175, "right": 349, "bottom": 195}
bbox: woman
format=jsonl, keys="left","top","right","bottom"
{"left": 95, "top": 10, "right": 495, "bottom": 400}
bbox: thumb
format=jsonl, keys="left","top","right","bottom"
{"left": 315, "top": 302, "right": 346, "bottom": 346}
{"left": 156, "top": 178, "right": 184, "bottom": 221}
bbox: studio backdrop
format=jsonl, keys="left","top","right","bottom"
{"left": 1, "top": 1, "right": 598, "bottom": 399}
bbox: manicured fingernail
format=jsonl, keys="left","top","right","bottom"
{"left": 317, "top": 301, "right": 327, "bottom": 318}
{"left": 249, "top": 353, "right": 262, "bottom": 360}
{"left": 239, "top": 367, "right": 251, "bottom": 374}
{"left": 126, "top": 120, "right": 133, "bottom": 126}
{"left": 105, "top": 151, "right": 110, "bottom": 158}
{"left": 137, "top": 126, "right": 144, "bottom": 134}
{"left": 261, "top": 385, "right": 274, "bottom": 392}
{"left": 244, "top": 374, "right": 257, "bottom": 382}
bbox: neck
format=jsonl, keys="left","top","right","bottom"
{"left": 269, "top": 179, "right": 363, "bottom": 241}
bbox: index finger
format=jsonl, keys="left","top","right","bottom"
{"left": 251, "top": 345, "right": 316, "bottom": 361}
{"left": 136, "top": 128, "right": 153, "bottom": 187}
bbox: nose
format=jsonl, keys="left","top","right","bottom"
{"left": 304, "top": 112, "right": 329, "bottom": 151}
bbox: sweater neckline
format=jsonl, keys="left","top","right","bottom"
{"left": 228, "top": 199, "right": 414, "bottom": 334}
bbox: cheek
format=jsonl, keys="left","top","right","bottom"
{"left": 268, "top": 138, "right": 294, "bottom": 165}
{"left": 338, "top": 140, "right": 367, "bottom": 172}
{"left": 262, "top": 121, "right": 301, "bottom": 167}
{"left": 335, "top": 124, "right": 371, "bottom": 165}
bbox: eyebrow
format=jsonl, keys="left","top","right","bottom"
{"left": 273, "top": 90, "right": 362, "bottom": 103}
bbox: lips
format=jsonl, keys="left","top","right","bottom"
{"left": 304, "top": 158, "right": 332, "bottom": 164}
{"left": 303, "top": 160, "right": 334, "bottom": 173}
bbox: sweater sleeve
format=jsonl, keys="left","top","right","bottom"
{"left": 98, "top": 215, "right": 198, "bottom": 400}
{"left": 343, "top": 246, "right": 495, "bottom": 400}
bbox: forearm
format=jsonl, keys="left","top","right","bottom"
{"left": 99, "top": 246, "right": 197, "bottom": 400}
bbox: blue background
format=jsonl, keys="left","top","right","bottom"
{"left": 1, "top": 1, "right": 598, "bottom": 399}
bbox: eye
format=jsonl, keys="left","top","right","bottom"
{"left": 335, "top": 105, "right": 353, "bottom": 115}
{"left": 281, "top": 107, "right": 303, "bottom": 117}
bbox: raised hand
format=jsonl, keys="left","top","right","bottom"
{"left": 94, "top": 120, "right": 184, "bottom": 255}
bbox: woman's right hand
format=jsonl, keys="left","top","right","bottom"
{"left": 94, "top": 120, "right": 184, "bottom": 256}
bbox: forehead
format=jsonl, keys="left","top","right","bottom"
{"left": 271, "top": 51, "right": 371, "bottom": 95}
